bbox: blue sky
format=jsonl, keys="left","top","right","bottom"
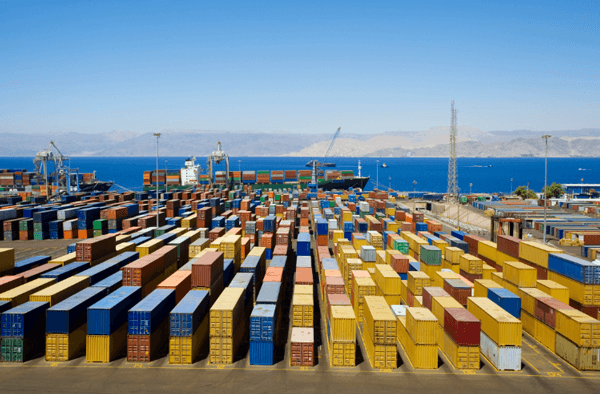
{"left": 1, "top": 0, "right": 598, "bottom": 134}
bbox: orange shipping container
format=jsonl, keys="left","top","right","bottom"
{"left": 157, "top": 271, "right": 192, "bottom": 303}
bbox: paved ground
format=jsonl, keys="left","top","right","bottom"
{"left": 0, "top": 239, "right": 73, "bottom": 261}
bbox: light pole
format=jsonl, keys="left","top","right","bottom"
{"left": 238, "top": 160, "right": 241, "bottom": 172}
{"left": 165, "top": 160, "right": 168, "bottom": 194}
{"left": 413, "top": 180, "right": 417, "bottom": 213}
{"left": 510, "top": 178, "right": 513, "bottom": 195}
{"left": 542, "top": 134, "right": 551, "bottom": 243}
{"left": 457, "top": 187, "right": 461, "bottom": 231}
{"left": 154, "top": 133, "right": 161, "bottom": 227}
{"left": 470, "top": 183, "right": 473, "bottom": 195}
{"left": 376, "top": 160, "right": 379, "bottom": 190}
{"left": 389, "top": 176, "right": 391, "bottom": 191}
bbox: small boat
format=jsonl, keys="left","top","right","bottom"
{"left": 381, "top": 163, "right": 388, "bottom": 168}
{"left": 306, "top": 160, "right": 335, "bottom": 167}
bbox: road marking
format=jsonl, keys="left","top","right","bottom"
{"left": 525, "top": 342, "right": 541, "bottom": 355}
{"left": 547, "top": 372, "right": 562, "bottom": 378}
{"left": 551, "top": 363, "right": 564, "bottom": 373}
{"left": 521, "top": 357, "right": 540, "bottom": 373}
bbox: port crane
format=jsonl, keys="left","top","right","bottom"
{"left": 33, "top": 141, "right": 80, "bottom": 198}
{"left": 311, "top": 127, "right": 341, "bottom": 184}
{"left": 207, "top": 141, "right": 230, "bottom": 188}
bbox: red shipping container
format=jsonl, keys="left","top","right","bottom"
{"left": 390, "top": 254, "right": 409, "bottom": 273}
{"left": 325, "top": 276, "right": 345, "bottom": 295}
{"left": 295, "top": 268, "right": 313, "bottom": 285}
{"left": 400, "top": 222, "right": 412, "bottom": 232}
{"left": 569, "top": 298, "right": 600, "bottom": 319}
{"left": 395, "top": 210, "right": 406, "bottom": 222}
{"left": 422, "top": 287, "right": 450, "bottom": 311}
{"left": 463, "top": 234, "right": 484, "bottom": 257}
{"left": 127, "top": 328, "right": 167, "bottom": 362}
{"left": 20, "top": 263, "right": 58, "bottom": 282}
{"left": 273, "top": 244, "right": 288, "bottom": 257}
{"left": 191, "top": 251, "right": 224, "bottom": 288}
{"left": 582, "top": 233, "right": 600, "bottom": 245}
{"left": 290, "top": 327, "right": 314, "bottom": 366}
{"left": 76, "top": 234, "right": 116, "bottom": 262}
{"left": 0, "top": 275, "right": 24, "bottom": 293}
{"left": 444, "top": 308, "right": 481, "bottom": 346}
{"left": 535, "top": 297, "right": 574, "bottom": 329}
{"left": 122, "top": 250, "right": 169, "bottom": 287}
{"left": 406, "top": 289, "right": 414, "bottom": 307}
{"left": 459, "top": 270, "right": 482, "bottom": 283}
{"left": 443, "top": 278, "right": 471, "bottom": 306}
{"left": 260, "top": 233, "right": 274, "bottom": 249}
{"left": 157, "top": 271, "right": 192, "bottom": 303}
{"left": 316, "top": 234, "right": 328, "bottom": 247}
{"left": 264, "top": 266, "right": 283, "bottom": 282}
{"left": 276, "top": 227, "right": 290, "bottom": 246}
{"left": 497, "top": 235, "right": 521, "bottom": 258}
{"left": 209, "top": 227, "right": 225, "bottom": 242}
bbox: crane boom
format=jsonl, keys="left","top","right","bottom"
{"left": 323, "top": 127, "right": 341, "bottom": 159}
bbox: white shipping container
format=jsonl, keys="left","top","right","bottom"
{"left": 63, "top": 219, "right": 78, "bottom": 231}
{"left": 390, "top": 305, "right": 408, "bottom": 317}
{"left": 57, "top": 208, "right": 78, "bottom": 221}
{"left": 359, "top": 202, "right": 370, "bottom": 212}
{"left": 296, "top": 256, "right": 312, "bottom": 268}
{"left": 328, "top": 219, "right": 338, "bottom": 231}
{"left": 480, "top": 331, "right": 521, "bottom": 371}
{"left": 361, "top": 245, "right": 377, "bottom": 262}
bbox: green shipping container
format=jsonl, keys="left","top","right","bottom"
{"left": 394, "top": 239, "right": 409, "bottom": 254}
{"left": 1, "top": 337, "right": 41, "bottom": 362}
{"left": 93, "top": 219, "right": 107, "bottom": 230}
{"left": 420, "top": 245, "right": 442, "bottom": 266}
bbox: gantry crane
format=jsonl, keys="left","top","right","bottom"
{"left": 311, "top": 127, "right": 341, "bottom": 184}
{"left": 33, "top": 141, "right": 79, "bottom": 198}
{"left": 207, "top": 141, "right": 230, "bottom": 188}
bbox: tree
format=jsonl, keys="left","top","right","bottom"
{"left": 542, "top": 182, "right": 564, "bottom": 199}
{"left": 514, "top": 185, "right": 537, "bottom": 199}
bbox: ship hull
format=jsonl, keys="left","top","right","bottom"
{"left": 143, "top": 177, "right": 369, "bottom": 191}
{"left": 78, "top": 181, "right": 114, "bottom": 193}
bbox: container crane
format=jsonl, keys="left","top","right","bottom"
{"left": 311, "top": 127, "right": 341, "bottom": 185}
{"left": 33, "top": 141, "right": 79, "bottom": 198}
{"left": 207, "top": 141, "right": 230, "bottom": 188}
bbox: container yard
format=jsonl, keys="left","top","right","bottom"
{"left": 1, "top": 184, "right": 600, "bottom": 394}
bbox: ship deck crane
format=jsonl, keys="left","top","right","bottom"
{"left": 312, "top": 127, "right": 341, "bottom": 185}
{"left": 207, "top": 141, "right": 231, "bottom": 188}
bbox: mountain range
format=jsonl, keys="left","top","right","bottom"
{"left": 1, "top": 127, "right": 598, "bottom": 157}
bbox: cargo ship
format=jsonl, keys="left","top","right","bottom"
{"left": 0, "top": 170, "right": 113, "bottom": 194}
{"left": 143, "top": 158, "right": 369, "bottom": 191}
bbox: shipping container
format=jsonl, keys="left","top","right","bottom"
{"left": 467, "top": 297, "right": 522, "bottom": 347}
{"left": 46, "top": 287, "right": 107, "bottom": 334}
{"left": 87, "top": 286, "right": 142, "bottom": 335}
{"left": 128, "top": 289, "right": 176, "bottom": 335}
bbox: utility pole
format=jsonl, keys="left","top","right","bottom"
{"left": 457, "top": 187, "right": 461, "bottom": 231}
{"left": 376, "top": 160, "right": 379, "bottom": 190}
{"left": 542, "top": 135, "right": 551, "bottom": 243}
{"left": 165, "top": 160, "right": 168, "bottom": 194}
{"left": 470, "top": 183, "right": 473, "bottom": 195}
{"left": 510, "top": 178, "right": 513, "bottom": 195}
{"left": 413, "top": 180, "right": 417, "bottom": 213}
{"left": 154, "top": 133, "right": 161, "bottom": 227}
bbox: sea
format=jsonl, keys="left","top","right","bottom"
{"left": 0, "top": 156, "right": 598, "bottom": 194}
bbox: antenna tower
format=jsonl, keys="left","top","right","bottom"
{"left": 447, "top": 100, "right": 458, "bottom": 201}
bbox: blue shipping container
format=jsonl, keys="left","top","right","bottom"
{"left": 91, "top": 271, "right": 123, "bottom": 293}
{"left": 41, "top": 262, "right": 91, "bottom": 281}
{"left": 223, "top": 259, "right": 234, "bottom": 287}
{"left": 256, "top": 282, "right": 281, "bottom": 306}
{"left": 297, "top": 233, "right": 311, "bottom": 256}
{"left": 46, "top": 287, "right": 107, "bottom": 334}
{"left": 1, "top": 301, "right": 49, "bottom": 337}
{"left": 170, "top": 290, "right": 209, "bottom": 337}
{"left": 250, "top": 304, "right": 277, "bottom": 341}
{"left": 548, "top": 253, "right": 600, "bottom": 285}
{"left": 269, "top": 256, "right": 288, "bottom": 271}
{"left": 87, "top": 286, "right": 141, "bottom": 335}
{"left": 249, "top": 340, "right": 274, "bottom": 365}
{"left": 296, "top": 256, "right": 311, "bottom": 268}
{"left": 487, "top": 287, "right": 521, "bottom": 318}
{"left": 13, "top": 256, "right": 51, "bottom": 274}
{"left": 322, "top": 258, "right": 339, "bottom": 271}
{"left": 229, "top": 272, "right": 254, "bottom": 306}
{"left": 128, "top": 289, "right": 176, "bottom": 335}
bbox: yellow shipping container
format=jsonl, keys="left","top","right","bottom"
{"left": 397, "top": 316, "right": 437, "bottom": 369}
{"left": 376, "top": 250, "right": 387, "bottom": 265}
{"left": 548, "top": 271, "right": 600, "bottom": 306}
{"left": 340, "top": 245, "right": 358, "bottom": 265}
{"left": 482, "top": 264, "right": 496, "bottom": 280}
{"left": 294, "top": 285, "right": 314, "bottom": 295}
{"left": 181, "top": 214, "right": 197, "bottom": 229}
{"left": 431, "top": 296, "right": 462, "bottom": 327}
{"left": 413, "top": 296, "right": 423, "bottom": 308}
{"left": 406, "top": 307, "right": 437, "bottom": 345}
{"left": 503, "top": 279, "right": 520, "bottom": 297}
{"left": 421, "top": 263, "right": 441, "bottom": 282}
{"left": 495, "top": 251, "right": 514, "bottom": 269}
{"left": 503, "top": 261, "right": 537, "bottom": 288}
{"left": 352, "top": 236, "right": 368, "bottom": 251}
{"left": 332, "top": 230, "right": 344, "bottom": 246}
{"left": 363, "top": 296, "right": 397, "bottom": 345}
{"left": 374, "top": 264, "right": 401, "bottom": 295}
{"left": 0, "top": 248, "right": 15, "bottom": 275}
{"left": 442, "top": 259, "right": 460, "bottom": 274}
{"left": 519, "top": 287, "right": 550, "bottom": 316}
{"left": 432, "top": 239, "right": 449, "bottom": 255}
{"left": 209, "top": 319, "right": 245, "bottom": 364}
{"left": 86, "top": 322, "right": 127, "bottom": 363}
{"left": 519, "top": 241, "right": 563, "bottom": 268}
{"left": 137, "top": 239, "right": 164, "bottom": 258}
{"left": 521, "top": 310, "right": 536, "bottom": 335}
{"left": 369, "top": 231, "right": 383, "bottom": 250}
{"left": 444, "top": 247, "right": 464, "bottom": 265}
{"left": 536, "top": 280, "right": 569, "bottom": 304}
{"left": 330, "top": 305, "right": 356, "bottom": 342}
{"left": 189, "top": 238, "right": 210, "bottom": 257}
{"left": 434, "top": 270, "right": 459, "bottom": 288}
{"left": 459, "top": 254, "right": 483, "bottom": 275}
{"left": 400, "top": 280, "right": 408, "bottom": 305}
{"left": 0, "top": 278, "right": 56, "bottom": 307}
{"left": 442, "top": 329, "right": 480, "bottom": 370}
{"left": 330, "top": 340, "right": 356, "bottom": 367}
{"left": 210, "top": 237, "right": 223, "bottom": 250}
{"left": 169, "top": 227, "right": 188, "bottom": 237}
{"left": 115, "top": 234, "right": 131, "bottom": 244}
{"left": 467, "top": 297, "right": 522, "bottom": 346}
{"left": 534, "top": 318, "right": 556, "bottom": 353}
{"left": 386, "top": 222, "right": 399, "bottom": 234}
{"left": 49, "top": 252, "right": 77, "bottom": 266}
{"left": 491, "top": 272, "right": 504, "bottom": 286}
{"left": 116, "top": 242, "right": 136, "bottom": 253}
{"left": 170, "top": 316, "right": 208, "bottom": 364}
{"left": 186, "top": 228, "right": 204, "bottom": 243}
{"left": 401, "top": 232, "right": 428, "bottom": 252}
{"left": 473, "top": 279, "right": 502, "bottom": 298}
{"left": 30, "top": 276, "right": 90, "bottom": 307}
{"left": 46, "top": 324, "right": 87, "bottom": 361}
{"left": 478, "top": 241, "right": 498, "bottom": 264}
{"left": 407, "top": 271, "right": 431, "bottom": 296}
{"left": 292, "top": 294, "right": 314, "bottom": 327}
{"left": 210, "top": 287, "right": 245, "bottom": 337}
{"left": 363, "top": 320, "right": 397, "bottom": 369}
{"left": 342, "top": 210, "right": 353, "bottom": 223}
{"left": 555, "top": 309, "right": 600, "bottom": 347}
{"left": 345, "top": 258, "right": 363, "bottom": 288}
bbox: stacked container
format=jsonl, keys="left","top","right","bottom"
{"left": 209, "top": 287, "right": 245, "bottom": 364}
{"left": 169, "top": 290, "right": 210, "bottom": 364}
{"left": 362, "top": 296, "right": 397, "bottom": 369}
{"left": 398, "top": 307, "right": 438, "bottom": 369}
{"left": 127, "top": 289, "right": 176, "bottom": 362}
{"left": 249, "top": 304, "right": 277, "bottom": 365}
{"left": 1, "top": 302, "right": 49, "bottom": 362}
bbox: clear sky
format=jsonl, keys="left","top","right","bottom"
{"left": 1, "top": 0, "right": 598, "bottom": 135}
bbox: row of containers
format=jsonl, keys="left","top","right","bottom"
{"left": 2, "top": 187, "right": 600, "bottom": 370}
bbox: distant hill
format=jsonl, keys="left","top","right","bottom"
{"left": 0, "top": 128, "right": 598, "bottom": 157}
